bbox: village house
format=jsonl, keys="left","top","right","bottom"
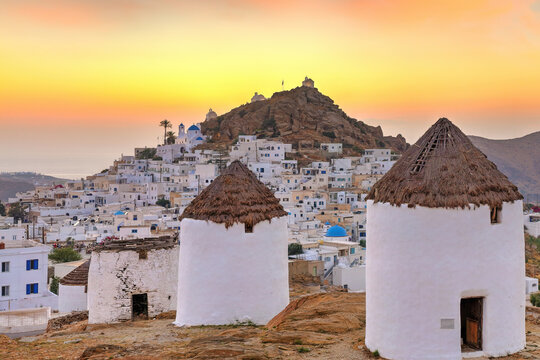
{"left": 87, "top": 236, "right": 178, "bottom": 324}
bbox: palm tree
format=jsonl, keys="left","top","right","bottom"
{"left": 159, "top": 119, "right": 172, "bottom": 145}
{"left": 166, "top": 131, "right": 176, "bottom": 145}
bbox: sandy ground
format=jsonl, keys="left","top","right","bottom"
{"left": 2, "top": 285, "right": 540, "bottom": 360}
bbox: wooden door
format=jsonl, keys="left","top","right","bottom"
{"left": 461, "top": 297, "right": 483, "bottom": 350}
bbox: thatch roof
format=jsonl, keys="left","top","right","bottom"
{"left": 366, "top": 118, "right": 522, "bottom": 208}
{"left": 59, "top": 260, "right": 90, "bottom": 286}
{"left": 180, "top": 160, "right": 287, "bottom": 227}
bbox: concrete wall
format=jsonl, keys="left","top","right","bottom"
{"left": 175, "top": 217, "right": 289, "bottom": 326}
{"left": 58, "top": 284, "right": 87, "bottom": 313}
{"left": 366, "top": 201, "right": 525, "bottom": 360}
{"left": 333, "top": 265, "right": 365, "bottom": 292}
{"left": 88, "top": 246, "right": 178, "bottom": 324}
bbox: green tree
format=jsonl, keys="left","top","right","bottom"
{"left": 166, "top": 131, "right": 176, "bottom": 145}
{"left": 159, "top": 119, "right": 172, "bottom": 145}
{"left": 288, "top": 243, "right": 303, "bottom": 256}
{"left": 50, "top": 276, "right": 59, "bottom": 295}
{"left": 156, "top": 198, "right": 171, "bottom": 208}
{"left": 8, "top": 202, "right": 26, "bottom": 222}
{"left": 48, "top": 247, "right": 82, "bottom": 263}
{"left": 0, "top": 202, "right": 5, "bottom": 216}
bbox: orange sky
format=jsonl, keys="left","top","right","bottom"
{"left": 1, "top": 0, "right": 539, "bottom": 178}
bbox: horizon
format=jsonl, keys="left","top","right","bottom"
{"left": 1, "top": 0, "right": 540, "bottom": 176}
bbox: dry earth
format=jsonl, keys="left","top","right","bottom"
{"left": 2, "top": 286, "right": 540, "bottom": 360}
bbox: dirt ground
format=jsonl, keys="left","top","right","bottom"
{"left": 2, "top": 286, "right": 540, "bottom": 360}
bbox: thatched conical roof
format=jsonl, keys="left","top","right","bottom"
{"left": 366, "top": 118, "right": 522, "bottom": 208}
{"left": 59, "top": 260, "right": 90, "bottom": 286}
{"left": 180, "top": 160, "right": 287, "bottom": 227}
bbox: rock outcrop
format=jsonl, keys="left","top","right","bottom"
{"left": 200, "top": 86, "right": 408, "bottom": 156}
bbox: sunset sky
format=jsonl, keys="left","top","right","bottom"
{"left": 1, "top": 0, "right": 540, "bottom": 178}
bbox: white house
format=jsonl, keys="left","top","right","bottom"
{"left": 365, "top": 118, "right": 525, "bottom": 360}
{"left": 87, "top": 237, "right": 178, "bottom": 324}
{"left": 175, "top": 160, "right": 289, "bottom": 326}
{"left": 0, "top": 239, "right": 57, "bottom": 311}
{"left": 58, "top": 260, "right": 89, "bottom": 313}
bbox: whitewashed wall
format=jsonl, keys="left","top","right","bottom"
{"left": 175, "top": 217, "right": 289, "bottom": 326}
{"left": 58, "top": 284, "right": 87, "bottom": 313}
{"left": 366, "top": 200, "right": 525, "bottom": 360}
{"left": 333, "top": 265, "right": 366, "bottom": 292}
{"left": 88, "top": 246, "right": 178, "bottom": 324}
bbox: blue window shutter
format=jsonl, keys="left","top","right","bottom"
{"left": 34, "top": 259, "right": 38, "bottom": 269}
{"left": 26, "top": 284, "right": 31, "bottom": 294}
{"left": 26, "top": 260, "right": 31, "bottom": 270}
{"left": 34, "top": 284, "right": 38, "bottom": 293}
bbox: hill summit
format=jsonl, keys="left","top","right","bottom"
{"left": 200, "top": 85, "right": 408, "bottom": 156}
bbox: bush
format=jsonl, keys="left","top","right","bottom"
{"left": 49, "top": 247, "right": 82, "bottom": 263}
{"left": 156, "top": 198, "right": 171, "bottom": 208}
{"left": 531, "top": 293, "right": 540, "bottom": 307}
{"left": 50, "top": 276, "right": 59, "bottom": 295}
{"left": 322, "top": 131, "right": 336, "bottom": 139}
{"left": 297, "top": 347, "right": 310, "bottom": 353}
{"left": 359, "top": 239, "right": 366, "bottom": 248}
{"left": 288, "top": 243, "right": 303, "bottom": 256}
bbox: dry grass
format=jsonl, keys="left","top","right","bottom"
{"left": 367, "top": 118, "right": 522, "bottom": 209}
{"left": 180, "top": 160, "right": 287, "bottom": 228}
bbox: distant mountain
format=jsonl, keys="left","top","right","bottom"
{"left": 469, "top": 131, "right": 540, "bottom": 200}
{"left": 0, "top": 172, "right": 68, "bottom": 202}
{"left": 200, "top": 85, "right": 409, "bottom": 159}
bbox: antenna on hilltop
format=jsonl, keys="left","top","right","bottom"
{"left": 282, "top": 79, "right": 284, "bottom": 91}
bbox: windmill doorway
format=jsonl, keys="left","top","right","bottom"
{"left": 461, "top": 297, "right": 483, "bottom": 352}
{"left": 132, "top": 293, "right": 148, "bottom": 321}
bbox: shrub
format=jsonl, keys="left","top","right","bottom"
{"left": 372, "top": 350, "right": 380, "bottom": 357}
{"left": 49, "top": 247, "right": 82, "bottom": 263}
{"left": 156, "top": 198, "right": 170, "bottom": 208}
{"left": 288, "top": 243, "right": 303, "bottom": 256}
{"left": 531, "top": 293, "right": 540, "bottom": 307}
{"left": 322, "top": 131, "right": 336, "bottom": 139}
{"left": 50, "top": 276, "right": 59, "bottom": 295}
{"left": 297, "top": 347, "right": 311, "bottom": 353}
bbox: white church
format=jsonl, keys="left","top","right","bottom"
{"left": 175, "top": 160, "right": 289, "bottom": 326}
{"left": 365, "top": 118, "right": 525, "bottom": 360}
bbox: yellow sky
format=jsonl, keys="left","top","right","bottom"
{"left": 1, "top": 0, "right": 539, "bottom": 177}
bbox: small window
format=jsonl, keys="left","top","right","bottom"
{"left": 26, "top": 259, "right": 39, "bottom": 270}
{"left": 26, "top": 283, "right": 38, "bottom": 294}
{"left": 1, "top": 286, "right": 9, "bottom": 297}
{"left": 350, "top": 248, "right": 355, "bottom": 254}
{"left": 245, "top": 223, "right": 253, "bottom": 233}
{"left": 131, "top": 229, "right": 138, "bottom": 234}
{"left": 490, "top": 206, "right": 502, "bottom": 224}
{"left": 1, "top": 262, "right": 9, "bottom": 273}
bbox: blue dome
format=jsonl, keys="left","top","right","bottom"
{"left": 325, "top": 221, "right": 331, "bottom": 225}
{"left": 326, "top": 225, "right": 347, "bottom": 237}
{"left": 195, "top": 136, "right": 204, "bottom": 140}
{"left": 113, "top": 210, "right": 125, "bottom": 216}
{"left": 188, "top": 124, "right": 200, "bottom": 131}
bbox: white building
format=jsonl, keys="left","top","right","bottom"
{"left": 365, "top": 118, "right": 525, "bottom": 360}
{"left": 0, "top": 239, "right": 57, "bottom": 311}
{"left": 175, "top": 161, "right": 289, "bottom": 326}
{"left": 88, "top": 237, "right": 178, "bottom": 324}
{"left": 58, "top": 260, "right": 89, "bottom": 313}
{"left": 321, "top": 143, "right": 342, "bottom": 154}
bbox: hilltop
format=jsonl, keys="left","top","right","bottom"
{"left": 199, "top": 85, "right": 408, "bottom": 158}
{"left": 469, "top": 131, "right": 540, "bottom": 200}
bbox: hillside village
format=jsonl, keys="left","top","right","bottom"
{"left": 1, "top": 80, "right": 539, "bottom": 360}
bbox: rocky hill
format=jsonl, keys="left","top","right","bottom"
{"left": 200, "top": 86, "right": 408, "bottom": 157}
{"left": 469, "top": 131, "right": 540, "bottom": 200}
